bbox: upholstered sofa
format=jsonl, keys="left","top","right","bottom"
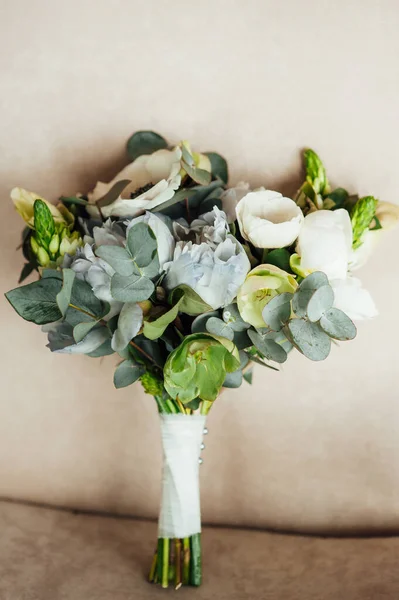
{"left": 1, "top": 0, "right": 398, "bottom": 598}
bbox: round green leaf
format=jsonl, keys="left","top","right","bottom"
{"left": 205, "top": 152, "right": 229, "bottom": 184}
{"left": 319, "top": 308, "right": 357, "bottom": 341}
{"left": 114, "top": 360, "right": 145, "bottom": 389}
{"left": 248, "top": 330, "right": 287, "bottom": 364}
{"left": 111, "top": 273, "right": 154, "bottom": 302}
{"left": 287, "top": 319, "right": 331, "bottom": 361}
{"left": 127, "top": 131, "right": 168, "bottom": 161}
{"left": 306, "top": 284, "right": 334, "bottom": 322}
{"left": 261, "top": 292, "right": 293, "bottom": 331}
{"left": 223, "top": 370, "right": 243, "bottom": 388}
{"left": 191, "top": 311, "right": 219, "bottom": 334}
{"left": 205, "top": 317, "right": 234, "bottom": 341}
{"left": 292, "top": 271, "right": 329, "bottom": 318}
{"left": 96, "top": 246, "right": 135, "bottom": 276}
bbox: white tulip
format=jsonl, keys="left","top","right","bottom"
{"left": 87, "top": 147, "right": 182, "bottom": 218}
{"left": 126, "top": 211, "right": 175, "bottom": 269}
{"left": 297, "top": 209, "right": 352, "bottom": 280}
{"left": 331, "top": 277, "right": 378, "bottom": 320}
{"left": 235, "top": 190, "right": 304, "bottom": 248}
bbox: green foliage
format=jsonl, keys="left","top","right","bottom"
{"left": 319, "top": 308, "right": 357, "bottom": 340}
{"left": 205, "top": 317, "right": 234, "bottom": 341}
{"left": 306, "top": 285, "right": 334, "bottom": 322}
{"left": 127, "top": 131, "right": 168, "bottom": 162}
{"left": 291, "top": 272, "right": 329, "bottom": 318}
{"left": 182, "top": 161, "right": 212, "bottom": 186}
{"left": 34, "top": 200, "right": 55, "bottom": 249}
{"left": 287, "top": 318, "right": 331, "bottom": 361}
{"left": 114, "top": 359, "right": 145, "bottom": 389}
{"left": 169, "top": 285, "right": 212, "bottom": 316}
{"left": 140, "top": 371, "right": 165, "bottom": 395}
{"left": 261, "top": 292, "right": 293, "bottom": 331}
{"left": 111, "top": 273, "right": 155, "bottom": 303}
{"left": 351, "top": 196, "right": 378, "bottom": 249}
{"left": 204, "top": 152, "right": 228, "bottom": 184}
{"left": 163, "top": 333, "right": 240, "bottom": 403}
{"left": 73, "top": 320, "right": 99, "bottom": 343}
{"left": 56, "top": 269, "right": 76, "bottom": 316}
{"left": 243, "top": 368, "right": 253, "bottom": 385}
{"left": 5, "top": 277, "right": 62, "bottom": 325}
{"left": 223, "top": 369, "right": 243, "bottom": 388}
{"left": 264, "top": 248, "right": 291, "bottom": 272}
{"left": 324, "top": 187, "right": 348, "bottom": 210}
{"left": 143, "top": 293, "right": 185, "bottom": 340}
{"left": 248, "top": 330, "right": 288, "bottom": 363}
{"left": 222, "top": 304, "right": 250, "bottom": 332}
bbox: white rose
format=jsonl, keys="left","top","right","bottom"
{"left": 331, "top": 277, "right": 378, "bottom": 320}
{"left": 296, "top": 209, "right": 352, "bottom": 280}
{"left": 87, "top": 147, "right": 182, "bottom": 218}
{"left": 235, "top": 190, "right": 304, "bottom": 248}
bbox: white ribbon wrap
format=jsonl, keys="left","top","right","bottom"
{"left": 158, "top": 413, "right": 206, "bottom": 539}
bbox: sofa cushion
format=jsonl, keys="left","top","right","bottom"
{"left": 0, "top": 500, "right": 397, "bottom": 600}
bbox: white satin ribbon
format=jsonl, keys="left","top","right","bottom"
{"left": 158, "top": 413, "right": 206, "bottom": 539}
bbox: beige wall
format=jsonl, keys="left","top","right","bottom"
{"left": 0, "top": 0, "right": 398, "bottom": 533}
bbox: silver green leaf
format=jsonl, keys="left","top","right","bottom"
{"left": 114, "top": 359, "right": 145, "bottom": 389}
{"left": 287, "top": 319, "right": 331, "bottom": 361}
{"left": 319, "top": 308, "right": 357, "bottom": 341}
{"left": 56, "top": 269, "right": 76, "bottom": 316}
{"left": 191, "top": 310, "right": 219, "bottom": 334}
{"left": 261, "top": 292, "right": 293, "bottom": 331}
{"left": 95, "top": 246, "right": 135, "bottom": 276}
{"left": 222, "top": 304, "right": 250, "bottom": 332}
{"left": 127, "top": 130, "right": 168, "bottom": 161}
{"left": 292, "top": 271, "right": 329, "bottom": 318}
{"left": 5, "top": 277, "right": 62, "bottom": 325}
{"left": 111, "top": 273, "right": 154, "bottom": 302}
{"left": 248, "top": 330, "right": 287, "bottom": 364}
{"left": 205, "top": 317, "right": 234, "bottom": 341}
{"left": 306, "top": 285, "right": 334, "bottom": 322}
{"left": 223, "top": 370, "right": 243, "bottom": 388}
{"left": 73, "top": 320, "right": 98, "bottom": 343}
{"left": 127, "top": 222, "right": 158, "bottom": 269}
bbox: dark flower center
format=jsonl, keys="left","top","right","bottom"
{"left": 130, "top": 183, "right": 154, "bottom": 199}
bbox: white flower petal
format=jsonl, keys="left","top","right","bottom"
{"left": 236, "top": 190, "right": 304, "bottom": 248}
{"left": 331, "top": 277, "right": 378, "bottom": 320}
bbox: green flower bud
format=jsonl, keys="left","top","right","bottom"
{"left": 351, "top": 195, "right": 377, "bottom": 249}
{"left": 304, "top": 149, "right": 330, "bottom": 196}
{"left": 34, "top": 199, "right": 55, "bottom": 249}
{"left": 30, "top": 236, "right": 39, "bottom": 255}
{"left": 140, "top": 371, "right": 164, "bottom": 396}
{"left": 58, "top": 230, "right": 83, "bottom": 257}
{"left": 49, "top": 233, "right": 60, "bottom": 255}
{"left": 164, "top": 333, "right": 240, "bottom": 403}
{"left": 37, "top": 246, "right": 50, "bottom": 267}
{"left": 237, "top": 264, "right": 298, "bottom": 328}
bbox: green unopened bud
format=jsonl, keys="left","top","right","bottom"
{"left": 34, "top": 199, "right": 55, "bottom": 248}
{"left": 304, "top": 149, "right": 330, "bottom": 196}
{"left": 30, "top": 236, "right": 39, "bottom": 255}
{"left": 351, "top": 195, "right": 377, "bottom": 249}
{"left": 49, "top": 233, "right": 60, "bottom": 254}
{"left": 140, "top": 371, "right": 164, "bottom": 396}
{"left": 37, "top": 246, "right": 50, "bottom": 267}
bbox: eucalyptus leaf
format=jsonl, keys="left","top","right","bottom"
{"left": 127, "top": 222, "right": 158, "bottom": 268}
{"left": 319, "top": 308, "right": 357, "bottom": 341}
{"left": 182, "top": 161, "right": 212, "bottom": 186}
{"left": 287, "top": 319, "right": 331, "bottom": 361}
{"left": 113, "top": 359, "right": 145, "bottom": 389}
{"left": 205, "top": 152, "right": 228, "bottom": 184}
{"left": 292, "top": 271, "right": 329, "bottom": 318}
{"left": 112, "top": 302, "right": 144, "bottom": 351}
{"left": 248, "top": 330, "right": 287, "bottom": 364}
{"left": 96, "top": 180, "right": 131, "bottom": 209}
{"left": 70, "top": 277, "right": 107, "bottom": 318}
{"left": 243, "top": 368, "right": 253, "bottom": 384}
{"left": 261, "top": 292, "right": 293, "bottom": 331}
{"left": 5, "top": 278, "right": 62, "bottom": 325}
{"left": 95, "top": 246, "right": 135, "bottom": 276}
{"left": 222, "top": 303, "right": 250, "bottom": 332}
{"left": 185, "top": 398, "right": 201, "bottom": 410}
{"left": 206, "top": 317, "right": 234, "bottom": 341}
{"left": 54, "top": 328, "right": 110, "bottom": 354}
{"left": 87, "top": 338, "right": 114, "bottom": 357}
{"left": 223, "top": 370, "right": 243, "bottom": 388}
{"left": 18, "top": 262, "right": 36, "bottom": 283}
{"left": 111, "top": 273, "right": 154, "bottom": 302}
{"left": 306, "top": 284, "right": 334, "bottom": 322}
{"left": 127, "top": 131, "right": 168, "bottom": 161}
{"left": 191, "top": 310, "right": 219, "bottom": 334}
{"left": 60, "top": 195, "right": 88, "bottom": 206}
{"left": 233, "top": 329, "right": 253, "bottom": 350}
{"left": 56, "top": 269, "right": 76, "bottom": 316}
{"left": 73, "top": 320, "right": 98, "bottom": 343}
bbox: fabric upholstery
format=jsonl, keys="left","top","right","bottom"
{"left": 1, "top": 500, "right": 398, "bottom": 600}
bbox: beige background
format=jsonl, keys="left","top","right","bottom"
{"left": 0, "top": 0, "right": 398, "bottom": 534}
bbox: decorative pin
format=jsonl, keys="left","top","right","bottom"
{"left": 199, "top": 457, "right": 203, "bottom": 465}
{"left": 203, "top": 427, "right": 208, "bottom": 435}
{"left": 200, "top": 442, "right": 205, "bottom": 450}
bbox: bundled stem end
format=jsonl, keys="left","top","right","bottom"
{"left": 148, "top": 535, "right": 201, "bottom": 589}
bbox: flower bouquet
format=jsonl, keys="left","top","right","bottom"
{"left": 5, "top": 131, "right": 398, "bottom": 589}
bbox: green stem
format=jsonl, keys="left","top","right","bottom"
{"left": 200, "top": 400, "right": 212, "bottom": 415}
{"left": 182, "top": 537, "right": 190, "bottom": 585}
{"left": 162, "top": 538, "right": 169, "bottom": 588}
{"left": 190, "top": 533, "right": 202, "bottom": 586}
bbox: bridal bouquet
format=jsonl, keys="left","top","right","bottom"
{"left": 5, "top": 131, "right": 398, "bottom": 589}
